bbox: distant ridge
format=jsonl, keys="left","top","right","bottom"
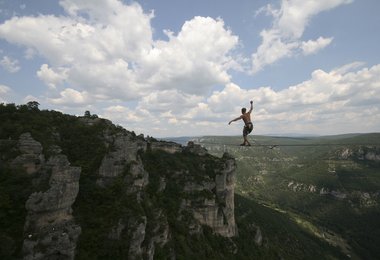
{"left": 160, "top": 136, "right": 196, "bottom": 145}
{"left": 163, "top": 133, "right": 380, "bottom": 146}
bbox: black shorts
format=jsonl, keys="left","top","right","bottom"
{"left": 243, "top": 122, "right": 253, "bottom": 137}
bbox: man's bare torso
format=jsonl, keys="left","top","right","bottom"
{"left": 241, "top": 112, "right": 252, "bottom": 125}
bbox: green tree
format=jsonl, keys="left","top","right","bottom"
{"left": 26, "top": 101, "right": 40, "bottom": 111}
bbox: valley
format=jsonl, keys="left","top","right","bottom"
{"left": 195, "top": 134, "right": 380, "bottom": 259}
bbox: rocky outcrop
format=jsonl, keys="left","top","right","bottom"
{"left": 338, "top": 146, "right": 380, "bottom": 161}
{"left": 23, "top": 153, "right": 81, "bottom": 260}
{"left": 97, "top": 136, "right": 238, "bottom": 258}
{"left": 287, "top": 181, "right": 379, "bottom": 207}
{"left": 181, "top": 152, "right": 237, "bottom": 237}
{"left": 97, "top": 132, "right": 147, "bottom": 186}
{"left": 288, "top": 181, "right": 317, "bottom": 193}
{"left": 5, "top": 133, "right": 82, "bottom": 259}
{"left": 354, "top": 191, "right": 379, "bottom": 207}
{"left": 150, "top": 140, "right": 182, "bottom": 154}
{"left": 183, "top": 141, "right": 208, "bottom": 156}
{"left": 78, "top": 116, "right": 112, "bottom": 126}
{"left": 3, "top": 126, "right": 238, "bottom": 259}
{"left": 322, "top": 189, "right": 347, "bottom": 199}
{"left": 287, "top": 181, "right": 349, "bottom": 200}
{"left": 11, "top": 133, "right": 45, "bottom": 174}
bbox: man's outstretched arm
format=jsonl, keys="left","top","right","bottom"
{"left": 229, "top": 116, "right": 241, "bottom": 125}
{"left": 248, "top": 100, "right": 253, "bottom": 113}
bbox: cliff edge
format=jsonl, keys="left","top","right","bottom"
{"left": 0, "top": 114, "right": 237, "bottom": 259}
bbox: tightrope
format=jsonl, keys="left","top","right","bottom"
{"left": 195, "top": 141, "right": 380, "bottom": 148}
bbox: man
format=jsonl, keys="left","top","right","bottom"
{"left": 228, "top": 100, "right": 253, "bottom": 146}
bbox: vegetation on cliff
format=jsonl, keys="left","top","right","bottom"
{"left": 0, "top": 103, "right": 359, "bottom": 259}
{"left": 1, "top": 103, "right": 239, "bottom": 259}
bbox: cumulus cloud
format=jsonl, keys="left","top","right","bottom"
{"left": 0, "top": 84, "right": 10, "bottom": 97}
{"left": 37, "top": 64, "right": 68, "bottom": 89}
{"left": 0, "top": 84, "right": 12, "bottom": 103}
{"left": 252, "top": 0, "right": 352, "bottom": 73}
{"left": 0, "top": 55, "right": 20, "bottom": 73}
{"left": 66, "top": 62, "right": 375, "bottom": 136}
{"left": 103, "top": 105, "right": 143, "bottom": 124}
{"left": 137, "top": 89, "right": 203, "bottom": 115}
{"left": 140, "top": 16, "right": 238, "bottom": 95}
{"left": 301, "top": 37, "right": 333, "bottom": 55}
{"left": 0, "top": 0, "right": 238, "bottom": 102}
{"left": 0, "top": 84, "right": 10, "bottom": 94}
{"left": 209, "top": 63, "right": 380, "bottom": 135}
{"left": 0, "top": 0, "right": 378, "bottom": 137}
{"left": 48, "top": 88, "right": 89, "bottom": 106}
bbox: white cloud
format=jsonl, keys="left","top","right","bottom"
{"left": 301, "top": 37, "right": 333, "bottom": 55}
{"left": 331, "top": 61, "right": 365, "bottom": 74}
{"left": 103, "top": 105, "right": 142, "bottom": 124}
{"left": 0, "top": 0, "right": 154, "bottom": 101}
{"left": 23, "top": 95, "right": 39, "bottom": 104}
{"left": 139, "top": 16, "right": 238, "bottom": 95}
{"left": 137, "top": 89, "right": 203, "bottom": 115}
{"left": 0, "top": 60, "right": 368, "bottom": 138}
{"left": 252, "top": 29, "right": 298, "bottom": 73}
{"left": 276, "top": 0, "right": 352, "bottom": 39}
{"left": 37, "top": 64, "right": 68, "bottom": 89}
{"left": 0, "top": 84, "right": 11, "bottom": 102}
{"left": 216, "top": 63, "right": 380, "bottom": 135}
{"left": 48, "top": 88, "right": 88, "bottom": 105}
{"left": 0, "top": 1, "right": 238, "bottom": 103}
{"left": 95, "top": 62, "right": 380, "bottom": 137}
{"left": 0, "top": 0, "right": 378, "bottom": 137}
{"left": 0, "top": 55, "right": 20, "bottom": 73}
{"left": 252, "top": 0, "right": 351, "bottom": 73}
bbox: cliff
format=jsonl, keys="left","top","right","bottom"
{"left": 0, "top": 111, "right": 237, "bottom": 259}
{"left": 3, "top": 104, "right": 365, "bottom": 259}
{"left": 6, "top": 133, "right": 81, "bottom": 259}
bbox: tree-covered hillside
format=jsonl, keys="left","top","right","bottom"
{"left": 197, "top": 134, "right": 380, "bottom": 259}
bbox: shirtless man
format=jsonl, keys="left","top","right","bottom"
{"left": 228, "top": 101, "right": 253, "bottom": 146}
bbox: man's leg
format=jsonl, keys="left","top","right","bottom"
{"left": 245, "top": 135, "right": 251, "bottom": 146}
{"left": 242, "top": 130, "right": 249, "bottom": 145}
{"left": 240, "top": 136, "right": 246, "bottom": 146}
{"left": 245, "top": 124, "right": 253, "bottom": 146}
{"left": 244, "top": 135, "right": 251, "bottom": 146}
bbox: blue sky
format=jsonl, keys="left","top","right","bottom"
{"left": 0, "top": 0, "right": 380, "bottom": 137}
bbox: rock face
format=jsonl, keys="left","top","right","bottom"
{"left": 183, "top": 152, "right": 237, "bottom": 237}
{"left": 23, "top": 155, "right": 81, "bottom": 260}
{"left": 150, "top": 140, "right": 182, "bottom": 154}
{"left": 2, "top": 127, "right": 238, "bottom": 259}
{"left": 338, "top": 146, "right": 380, "bottom": 161}
{"left": 288, "top": 181, "right": 317, "bottom": 193}
{"left": 97, "top": 132, "right": 147, "bottom": 186}
{"left": 95, "top": 137, "right": 238, "bottom": 258}
{"left": 287, "top": 181, "right": 379, "bottom": 208}
{"left": 11, "top": 133, "right": 45, "bottom": 174}
{"left": 9, "top": 133, "right": 81, "bottom": 260}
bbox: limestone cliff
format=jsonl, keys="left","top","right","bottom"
{"left": 9, "top": 133, "right": 81, "bottom": 260}
{"left": 181, "top": 151, "right": 237, "bottom": 237}
{"left": 1, "top": 121, "right": 238, "bottom": 259}
{"left": 89, "top": 132, "right": 238, "bottom": 259}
